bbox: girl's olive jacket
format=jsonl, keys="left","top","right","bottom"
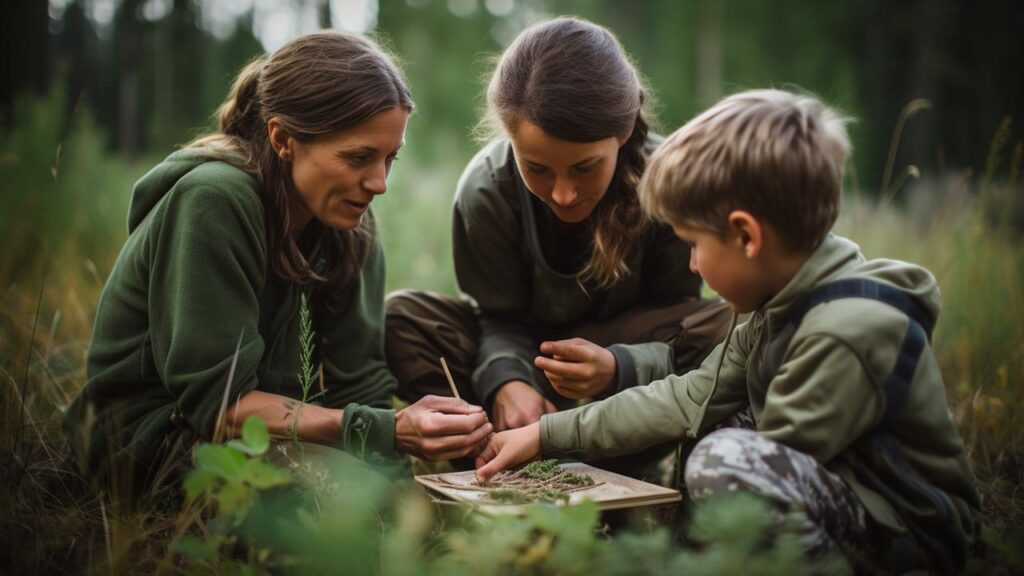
{"left": 64, "top": 149, "right": 398, "bottom": 489}
{"left": 452, "top": 138, "right": 703, "bottom": 406}
{"left": 540, "top": 234, "right": 982, "bottom": 572}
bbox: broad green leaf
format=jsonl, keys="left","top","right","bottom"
{"left": 225, "top": 439, "right": 259, "bottom": 455}
{"left": 183, "top": 468, "right": 219, "bottom": 501}
{"left": 243, "top": 459, "right": 292, "bottom": 489}
{"left": 194, "top": 444, "right": 247, "bottom": 482}
{"left": 240, "top": 415, "right": 270, "bottom": 455}
{"left": 215, "top": 482, "right": 251, "bottom": 519}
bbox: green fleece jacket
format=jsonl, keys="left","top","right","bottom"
{"left": 453, "top": 138, "right": 703, "bottom": 406}
{"left": 541, "top": 234, "right": 981, "bottom": 570}
{"left": 64, "top": 148, "right": 398, "bottom": 488}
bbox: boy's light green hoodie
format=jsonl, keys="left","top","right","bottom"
{"left": 541, "top": 233, "right": 981, "bottom": 569}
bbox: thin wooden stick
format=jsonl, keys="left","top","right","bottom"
{"left": 439, "top": 356, "right": 460, "bottom": 400}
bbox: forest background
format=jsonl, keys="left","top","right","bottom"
{"left": 1, "top": 0, "right": 1022, "bottom": 574}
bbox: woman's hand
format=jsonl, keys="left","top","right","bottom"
{"left": 535, "top": 338, "right": 617, "bottom": 399}
{"left": 394, "top": 395, "right": 493, "bottom": 461}
{"left": 474, "top": 422, "right": 542, "bottom": 483}
{"left": 492, "top": 380, "right": 558, "bottom": 431}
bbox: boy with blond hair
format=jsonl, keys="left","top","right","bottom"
{"left": 475, "top": 89, "right": 981, "bottom": 572}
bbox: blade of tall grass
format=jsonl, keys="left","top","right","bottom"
{"left": 16, "top": 256, "right": 47, "bottom": 479}
{"left": 213, "top": 328, "right": 246, "bottom": 444}
{"left": 880, "top": 98, "right": 932, "bottom": 200}
{"left": 100, "top": 496, "right": 113, "bottom": 574}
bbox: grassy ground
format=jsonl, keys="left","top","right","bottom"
{"left": 1, "top": 90, "right": 1022, "bottom": 573}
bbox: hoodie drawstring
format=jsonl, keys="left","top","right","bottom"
{"left": 674, "top": 310, "right": 739, "bottom": 489}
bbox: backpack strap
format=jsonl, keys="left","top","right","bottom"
{"left": 789, "top": 278, "right": 934, "bottom": 340}
{"left": 786, "top": 279, "right": 933, "bottom": 428}
{"left": 785, "top": 279, "right": 949, "bottom": 572}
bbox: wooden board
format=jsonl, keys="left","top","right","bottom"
{"left": 415, "top": 461, "right": 681, "bottom": 514}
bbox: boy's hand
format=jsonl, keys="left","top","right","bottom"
{"left": 492, "top": 380, "right": 558, "bottom": 431}
{"left": 475, "top": 422, "right": 542, "bottom": 483}
{"left": 535, "top": 338, "right": 616, "bottom": 399}
{"left": 395, "top": 395, "right": 493, "bottom": 462}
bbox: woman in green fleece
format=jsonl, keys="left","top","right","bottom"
{"left": 64, "top": 31, "right": 492, "bottom": 496}
{"left": 386, "top": 17, "right": 731, "bottom": 435}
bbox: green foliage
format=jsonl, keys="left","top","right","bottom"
{"left": 435, "top": 495, "right": 837, "bottom": 576}
{"left": 174, "top": 438, "right": 836, "bottom": 576}
{"left": 226, "top": 415, "right": 272, "bottom": 456}
{"left": 183, "top": 416, "right": 290, "bottom": 522}
{"left": 292, "top": 291, "right": 320, "bottom": 440}
{"left": 173, "top": 532, "right": 274, "bottom": 576}
{"left": 174, "top": 416, "right": 289, "bottom": 574}
{"left": 978, "top": 528, "right": 1024, "bottom": 573}
{"left": 296, "top": 292, "right": 317, "bottom": 396}
{"left": 522, "top": 458, "right": 561, "bottom": 480}
{"left": 481, "top": 460, "right": 598, "bottom": 504}
{"left": 0, "top": 82, "right": 146, "bottom": 281}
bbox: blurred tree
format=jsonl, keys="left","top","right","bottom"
{"left": 115, "top": 0, "right": 143, "bottom": 157}
{"left": 200, "top": 11, "right": 264, "bottom": 134}
{"left": 378, "top": 0, "right": 505, "bottom": 166}
{"left": 144, "top": 0, "right": 208, "bottom": 150}
{"left": 11, "top": 0, "right": 1019, "bottom": 187}
{"left": 171, "top": 0, "right": 207, "bottom": 136}
{"left": 854, "top": 0, "right": 1024, "bottom": 189}
{"left": 0, "top": 0, "right": 49, "bottom": 126}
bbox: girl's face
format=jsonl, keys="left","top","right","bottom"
{"left": 508, "top": 119, "right": 624, "bottom": 224}
{"left": 275, "top": 107, "right": 409, "bottom": 232}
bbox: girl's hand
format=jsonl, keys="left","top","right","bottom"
{"left": 474, "top": 422, "right": 542, "bottom": 483}
{"left": 535, "top": 338, "right": 617, "bottom": 399}
{"left": 492, "top": 380, "right": 558, "bottom": 431}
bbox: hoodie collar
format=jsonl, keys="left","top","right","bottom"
{"left": 757, "top": 234, "right": 865, "bottom": 330}
{"left": 127, "top": 147, "right": 249, "bottom": 233}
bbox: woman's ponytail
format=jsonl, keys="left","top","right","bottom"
{"left": 217, "top": 56, "right": 267, "bottom": 142}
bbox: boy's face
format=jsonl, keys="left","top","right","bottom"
{"left": 670, "top": 221, "right": 766, "bottom": 313}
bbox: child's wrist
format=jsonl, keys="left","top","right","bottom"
{"left": 529, "top": 421, "right": 543, "bottom": 460}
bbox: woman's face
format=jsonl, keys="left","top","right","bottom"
{"left": 276, "top": 107, "right": 409, "bottom": 232}
{"left": 508, "top": 119, "right": 623, "bottom": 224}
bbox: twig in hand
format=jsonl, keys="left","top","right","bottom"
{"left": 439, "top": 356, "right": 460, "bottom": 400}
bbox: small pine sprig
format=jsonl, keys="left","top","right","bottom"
{"left": 298, "top": 292, "right": 317, "bottom": 392}
{"left": 292, "top": 291, "right": 317, "bottom": 442}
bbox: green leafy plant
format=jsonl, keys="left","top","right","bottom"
{"left": 172, "top": 416, "right": 291, "bottom": 573}
{"left": 183, "top": 416, "right": 291, "bottom": 523}
{"left": 292, "top": 291, "right": 320, "bottom": 441}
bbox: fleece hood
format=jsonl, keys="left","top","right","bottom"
{"left": 127, "top": 148, "right": 248, "bottom": 233}
{"left": 761, "top": 233, "right": 941, "bottom": 331}
{"left": 689, "top": 233, "right": 942, "bottom": 436}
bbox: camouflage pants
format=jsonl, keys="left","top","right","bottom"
{"left": 685, "top": 427, "right": 882, "bottom": 563}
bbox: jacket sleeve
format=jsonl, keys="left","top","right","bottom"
{"left": 759, "top": 333, "right": 885, "bottom": 464}
{"left": 452, "top": 159, "right": 538, "bottom": 407}
{"left": 148, "top": 183, "right": 266, "bottom": 440}
{"left": 540, "top": 321, "right": 752, "bottom": 461}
